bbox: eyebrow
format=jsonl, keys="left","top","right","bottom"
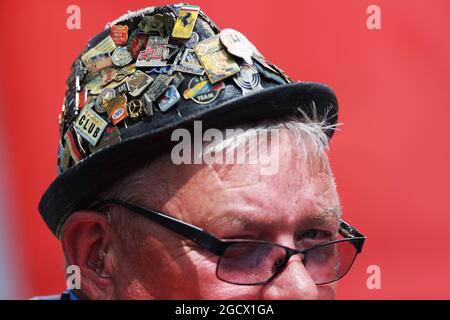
{"left": 204, "top": 206, "right": 342, "bottom": 233}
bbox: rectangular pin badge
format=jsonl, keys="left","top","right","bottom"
{"left": 194, "top": 35, "right": 240, "bottom": 84}
{"left": 135, "top": 36, "right": 169, "bottom": 67}
{"left": 104, "top": 95, "right": 128, "bottom": 125}
{"left": 89, "top": 52, "right": 112, "bottom": 72}
{"left": 74, "top": 106, "right": 108, "bottom": 146}
{"left": 58, "top": 141, "right": 71, "bottom": 173}
{"left": 81, "top": 36, "right": 116, "bottom": 68}
{"left": 64, "top": 126, "right": 83, "bottom": 163}
{"left": 172, "top": 5, "right": 200, "bottom": 39}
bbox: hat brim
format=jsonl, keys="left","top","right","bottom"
{"left": 39, "top": 81, "right": 338, "bottom": 237}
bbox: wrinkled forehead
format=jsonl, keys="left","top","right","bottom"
{"left": 141, "top": 129, "right": 336, "bottom": 227}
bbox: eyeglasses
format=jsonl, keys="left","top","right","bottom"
{"left": 92, "top": 199, "right": 365, "bottom": 286}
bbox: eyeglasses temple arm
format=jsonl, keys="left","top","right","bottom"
{"left": 339, "top": 219, "right": 366, "bottom": 253}
{"left": 92, "top": 199, "right": 226, "bottom": 255}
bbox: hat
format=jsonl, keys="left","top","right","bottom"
{"left": 39, "top": 3, "right": 339, "bottom": 238}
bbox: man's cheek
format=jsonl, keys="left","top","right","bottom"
{"left": 168, "top": 252, "right": 220, "bottom": 298}
{"left": 184, "top": 251, "right": 218, "bottom": 273}
{"left": 184, "top": 254, "right": 262, "bottom": 299}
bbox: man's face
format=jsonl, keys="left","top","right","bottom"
{"left": 108, "top": 131, "right": 341, "bottom": 299}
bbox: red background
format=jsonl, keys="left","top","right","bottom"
{"left": 0, "top": 0, "right": 449, "bottom": 299}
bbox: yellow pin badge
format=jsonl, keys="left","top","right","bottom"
{"left": 183, "top": 78, "right": 209, "bottom": 99}
{"left": 194, "top": 35, "right": 240, "bottom": 84}
{"left": 172, "top": 5, "right": 200, "bottom": 39}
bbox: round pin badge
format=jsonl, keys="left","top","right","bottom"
{"left": 233, "top": 63, "right": 263, "bottom": 95}
{"left": 184, "top": 32, "right": 200, "bottom": 47}
{"left": 185, "top": 76, "right": 225, "bottom": 104}
{"left": 220, "top": 28, "right": 255, "bottom": 65}
{"left": 112, "top": 46, "right": 133, "bottom": 67}
{"left": 96, "top": 88, "right": 116, "bottom": 113}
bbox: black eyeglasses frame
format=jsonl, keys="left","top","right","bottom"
{"left": 91, "top": 199, "right": 366, "bottom": 285}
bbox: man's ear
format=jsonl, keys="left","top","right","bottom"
{"left": 61, "top": 211, "right": 116, "bottom": 300}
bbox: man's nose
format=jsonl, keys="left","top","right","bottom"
{"left": 261, "top": 255, "right": 319, "bottom": 300}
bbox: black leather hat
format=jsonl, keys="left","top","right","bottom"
{"left": 39, "top": 3, "right": 339, "bottom": 238}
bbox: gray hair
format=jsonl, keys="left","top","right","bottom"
{"left": 202, "top": 107, "right": 338, "bottom": 165}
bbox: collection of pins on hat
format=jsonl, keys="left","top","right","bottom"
{"left": 58, "top": 5, "right": 292, "bottom": 174}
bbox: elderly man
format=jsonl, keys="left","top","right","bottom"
{"left": 38, "top": 3, "right": 365, "bottom": 300}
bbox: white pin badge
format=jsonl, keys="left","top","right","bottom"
{"left": 220, "top": 28, "right": 256, "bottom": 65}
